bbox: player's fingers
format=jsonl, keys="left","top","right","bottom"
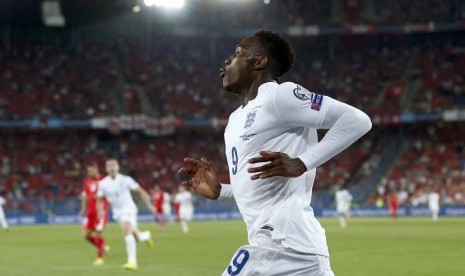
{"left": 259, "top": 170, "right": 281, "bottom": 179}
{"left": 178, "top": 163, "right": 200, "bottom": 174}
{"left": 201, "top": 157, "right": 219, "bottom": 171}
{"left": 184, "top": 157, "right": 209, "bottom": 168}
{"left": 250, "top": 173, "right": 261, "bottom": 180}
{"left": 200, "top": 157, "right": 212, "bottom": 167}
{"left": 247, "top": 162, "right": 275, "bottom": 173}
{"left": 259, "top": 150, "right": 281, "bottom": 157}
{"left": 248, "top": 155, "right": 276, "bottom": 164}
{"left": 182, "top": 180, "right": 193, "bottom": 187}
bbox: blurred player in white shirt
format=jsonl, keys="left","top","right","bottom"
{"left": 0, "top": 195, "right": 9, "bottom": 231}
{"left": 97, "top": 158, "right": 156, "bottom": 271}
{"left": 174, "top": 186, "right": 194, "bottom": 233}
{"left": 335, "top": 187, "right": 353, "bottom": 228}
{"left": 428, "top": 188, "right": 440, "bottom": 222}
{"left": 179, "top": 30, "right": 371, "bottom": 275}
{"left": 163, "top": 191, "right": 173, "bottom": 223}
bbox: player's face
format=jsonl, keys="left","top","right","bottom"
{"left": 86, "top": 166, "right": 98, "bottom": 178}
{"left": 221, "top": 36, "right": 258, "bottom": 93}
{"left": 106, "top": 160, "right": 120, "bottom": 176}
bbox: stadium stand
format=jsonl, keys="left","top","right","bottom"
{"left": 0, "top": 1, "right": 464, "bottom": 216}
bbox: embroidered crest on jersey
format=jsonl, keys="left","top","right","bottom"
{"left": 311, "top": 94, "right": 323, "bottom": 111}
{"left": 293, "top": 85, "right": 313, "bottom": 101}
{"left": 244, "top": 110, "right": 257, "bottom": 129}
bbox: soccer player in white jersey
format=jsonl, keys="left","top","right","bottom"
{"left": 174, "top": 186, "right": 194, "bottom": 233}
{"left": 163, "top": 191, "right": 173, "bottom": 224}
{"left": 179, "top": 29, "right": 372, "bottom": 275}
{"left": 97, "top": 158, "right": 156, "bottom": 271}
{"left": 335, "top": 187, "right": 353, "bottom": 228}
{"left": 428, "top": 188, "right": 440, "bottom": 222}
{"left": 0, "top": 194, "right": 9, "bottom": 231}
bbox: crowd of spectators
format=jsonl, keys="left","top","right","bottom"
{"left": 151, "top": 0, "right": 460, "bottom": 28}
{"left": 373, "top": 123, "right": 465, "bottom": 206}
{"left": 0, "top": 44, "right": 118, "bottom": 119}
{"left": 0, "top": 32, "right": 463, "bottom": 120}
{"left": 410, "top": 45, "right": 465, "bottom": 113}
{"left": 0, "top": 128, "right": 376, "bottom": 213}
{"left": 370, "top": 0, "right": 460, "bottom": 25}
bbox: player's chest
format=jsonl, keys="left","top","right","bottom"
{"left": 86, "top": 181, "right": 99, "bottom": 195}
{"left": 104, "top": 182, "right": 126, "bottom": 197}
{"left": 224, "top": 107, "right": 280, "bottom": 152}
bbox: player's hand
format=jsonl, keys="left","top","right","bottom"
{"left": 96, "top": 219, "right": 104, "bottom": 232}
{"left": 178, "top": 157, "right": 221, "bottom": 200}
{"left": 248, "top": 151, "right": 307, "bottom": 180}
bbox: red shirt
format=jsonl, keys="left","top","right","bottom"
{"left": 153, "top": 191, "right": 164, "bottom": 212}
{"left": 388, "top": 193, "right": 399, "bottom": 209}
{"left": 82, "top": 176, "right": 107, "bottom": 215}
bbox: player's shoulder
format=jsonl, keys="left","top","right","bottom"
{"left": 99, "top": 175, "right": 111, "bottom": 185}
{"left": 274, "top": 82, "right": 316, "bottom": 102}
{"left": 121, "top": 174, "right": 136, "bottom": 182}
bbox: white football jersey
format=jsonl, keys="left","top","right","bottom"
{"left": 175, "top": 191, "right": 194, "bottom": 210}
{"left": 428, "top": 192, "right": 440, "bottom": 209}
{"left": 163, "top": 192, "right": 172, "bottom": 208}
{"left": 335, "top": 190, "right": 352, "bottom": 211}
{"left": 98, "top": 173, "right": 139, "bottom": 214}
{"left": 223, "top": 81, "right": 371, "bottom": 256}
{"left": 0, "top": 196, "right": 5, "bottom": 206}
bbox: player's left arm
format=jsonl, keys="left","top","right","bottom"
{"left": 248, "top": 82, "right": 372, "bottom": 180}
{"left": 127, "top": 176, "right": 155, "bottom": 214}
{"left": 136, "top": 187, "right": 156, "bottom": 215}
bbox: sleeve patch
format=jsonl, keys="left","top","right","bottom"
{"left": 311, "top": 94, "right": 323, "bottom": 111}
{"left": 293, "top": 85, "right": 313, "bottom": 101}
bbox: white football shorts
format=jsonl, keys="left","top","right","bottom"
{"left": 179, "top": 206, "right": 194, "bottom": 221}
{"left": 222, "top": 230, "right": 334, "bottom": 276}
{"left": 114, "top": 209, "right": 138, "bottom": 229}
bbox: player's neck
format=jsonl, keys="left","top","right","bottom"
{"left": 240, "top": 75, "right": 275, "bottom": 107}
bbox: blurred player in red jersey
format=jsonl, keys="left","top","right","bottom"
{"left": 80, "top": 163, "right": 108, "bottom": 265}
{"left": 152, "top": 185, "right": 165, "bottom": 228}
{"left": 387, "top": 191, "right": 399, "bottom": 220}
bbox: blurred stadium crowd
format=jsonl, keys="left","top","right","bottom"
{"left": 0, "top": 0, "right": 464, "bottom": 214}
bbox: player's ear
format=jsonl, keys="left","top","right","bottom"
{"left": 254, "top": 55, "right": 268, "bottom": 71}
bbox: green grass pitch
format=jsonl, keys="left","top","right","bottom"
{"left": 1, "top": 217, "right": 464, "bottom": 275}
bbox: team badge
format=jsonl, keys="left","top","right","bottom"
{"left": 244, "top": 110, "right": 257, "bottom": 129}
{"left": 293, "top": 85, "right": 313, "bottom": 101}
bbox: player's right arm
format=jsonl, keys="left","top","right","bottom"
{"left": 79, "top": 193, "right": 87, "bottom": 216}
{"left": 178, "top": 157, "right": 231, "bottom": 200}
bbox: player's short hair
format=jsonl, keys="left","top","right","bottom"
{"left": 253, "top": 29, "right": 295, "bottom": 78}
{"left": 106, "top": 157, "right": 119, "bottom": 163}
{"left": 86, "top": 162, "right": 98, "bottom": 168}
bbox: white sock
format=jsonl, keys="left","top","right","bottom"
{"left": 339, "top": 216, "right": 346, "bottom": 228}
{"left": 138, "top": 231, "right": 150, "bottom": 242}
{"left": 124, "top": 235, "right": 137, "bottom": 264}
{"left": 180, "top": 220, "right": 189, "bottom": 233}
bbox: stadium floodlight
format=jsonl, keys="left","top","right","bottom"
{"left": 144, "top": 0, "right": 156, "bottom": 7}
{"left": 153, "top": 0, "right": 185, "bottom": 9}
{"left": 132, "top": 5, "right": 141, "bottom": 13}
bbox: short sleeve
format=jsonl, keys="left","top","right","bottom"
{"left": 125, "top": 176, "right": 140, "bottom": 191}
{"left": 272, "top": 82, "right": 333, "bottom": 129}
